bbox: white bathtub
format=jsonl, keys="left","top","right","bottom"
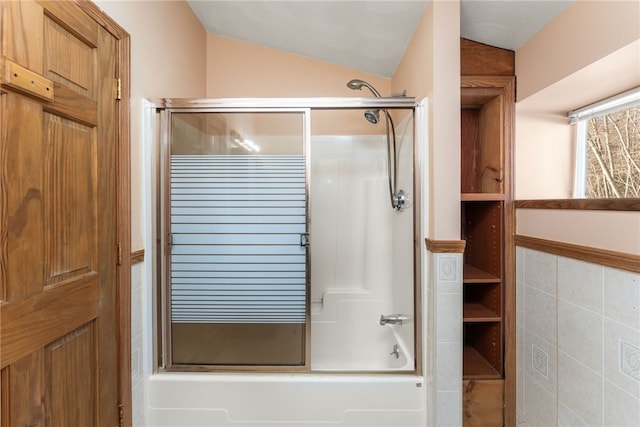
{"left": 146, "top": 298, "right": 422, "bottom": 426}
{"left": 146, "top": 372, "right": 426, "bottom": 426}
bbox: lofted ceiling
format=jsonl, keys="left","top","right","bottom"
{"left": 187, "top": 0, "right": 575, "bottom": 78}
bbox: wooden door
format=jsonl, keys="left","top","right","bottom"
{"left": 1, "top": 1, "right": 120, "bottom": 425}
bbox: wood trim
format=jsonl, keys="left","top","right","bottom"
{"left": 515, "top": 235, "right": 640, "bottom": 273}
{"left": 461, "top": 38, "right": 515, "bottom": 76}
{"left": 515, "top": 198, "right": 640, "bottom": 211}
{"left": 425, "top": 238, "right": 466, "bottom": 253}
{"left": 130, "top": 249, "right": 144, "bottom": 264}
{"left": 77, "top": 2, "right": 132, "bottom": 426}
{"left": 461, "top": 75, "right": 515, "bottom": 90}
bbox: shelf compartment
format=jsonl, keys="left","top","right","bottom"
{"left": 464, "top": 303, "right": 501, "bottom": 322}
{"left": 463, "top": 264, "right": 500, "bottom": 283}
{"left": 464, "top": 283, "right": 501, "bottom": 319}
{"left": 460, "top": 97, "right": 504, "bottom": 194}
{"left": 464, "top": 322, "right": 503, "bottom": 378}
{"left": 463, "top": 345, "right": 501, "bottom": 379}
{"left": 462, "top": 201, "right": 503, "bottom": 278}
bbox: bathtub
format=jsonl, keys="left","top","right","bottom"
{"left": 146, "top": 373, "right": 426, "bottom": 426}
{"left": 146, "top": 299, "right": 423, "bottom": 426}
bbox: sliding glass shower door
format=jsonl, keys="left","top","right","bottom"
{"left": 166, "top": 111, "right": 309, "bottom": 367}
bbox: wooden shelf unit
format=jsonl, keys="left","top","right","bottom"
{"left": 460, "top": 38, "right": 515, "bottom": 427}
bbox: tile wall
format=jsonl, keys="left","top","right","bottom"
{"left": 131, "top": 263, "right": 147, "bottom": 427}
{"left": 430, "top": 252, "right": 464, "bottom": 426}
{"left": 516, "top": 247, "right": 640, "bottom": 426}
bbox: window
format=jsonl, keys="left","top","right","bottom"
{"left": 571, "top": 88, "right": 640, "bottom": 198}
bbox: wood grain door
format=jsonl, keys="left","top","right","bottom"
{"left": 1, "top": 1, "right": 120, "bottom": 425}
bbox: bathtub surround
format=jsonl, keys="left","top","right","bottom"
{"left": 310, "top": 125, "right": 415, "bottom": 371}
{"left": 139, "top": 98, "right": 430, "bottom": 425}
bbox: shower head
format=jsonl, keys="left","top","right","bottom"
{"left": 364, "top": 109, "right": 380, "bottom": 124}
{"left": 346, "top": 79, "right": 382, "bottom": 97}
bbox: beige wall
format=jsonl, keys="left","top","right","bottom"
{"left": 516, "top": 0, "right": 640, "bottom": 102}
{"left": 95, "top": 0, "right": 208, "bottom": 250}
{"left": 393, "top": 0, "right": 461, "bottom": 240}
{"left": 206, "top": 34, "right": 392, "bottom": 136}
{"left": 206, "top": 34, "right": 390, "bottom": 98}
{"left": 517, "top": 209, "right": 640, "bottom": 255}
{"left": 515, "top": 0, "right": 640, "bottom": 253}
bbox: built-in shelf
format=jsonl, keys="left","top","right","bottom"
{"left": 461, "top": 193, "right": 505, "bottom": 201}
{"left": 463, "top": 303, "right": 501, "bottom": 322}
{"left": 463, "top": 345, "right": 501, "bottom": 379}
{"left": 463, "top": 264, "right": 501, "bottom": 283}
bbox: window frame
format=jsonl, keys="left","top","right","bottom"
{"left": 570, "top": 87, "right": 640, "bottom": 198}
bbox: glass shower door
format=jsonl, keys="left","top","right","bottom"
{"left": 166, "top": 111, "right": 308, "bottom": 367}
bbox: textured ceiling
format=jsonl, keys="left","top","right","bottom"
{"left": 188, "top": 0, "right": 575, "bottom": 77}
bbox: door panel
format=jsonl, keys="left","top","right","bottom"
{"left": 4, "top": 351, "right": 45, "bottom": 427}
{"left": 0, "top": 0, "right": 119, "bottom": 425}
{"left": 3, "top": 94, "right": 45, "bottom": 301}
{"left": 44, "top": 114, "right": 96, "bottom": 284}
{"left": 45, "top": 324, "right": 96, "bottom": 426}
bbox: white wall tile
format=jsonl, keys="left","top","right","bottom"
{"left": 525, "top": 331, "right": 558, "bottom": 394}
{"left": 517, "top": 366, "right": 526, "bottom": 416}
{"left": 603, "top": 267, "right": 640, "bottom": 331}
{"left": 517, "top": 278, "right": 525, "bottom": 328}
{"left": 131, "top": 264, "right": 146, "bottom": 427}
{"left": 435, "top": 391, "right": 462, "bottom": 427}
{"left": 558, "top": 300, "right": 603, "bottom": 373}
{"left": 557, "top": 402, "right": 590, "bottom": 426}
{"left": 603, "top": 380, "right": 640, "bottom": 427}
{"left": 518, "top": 248, "right": 640, "bottom": 427}
{"left": 131, "top": 279, "right": 143, "bottom": 342}
{"left": 518, "top": 325, "right": 526, "bottom": 370}
{"left": 516, "top": 409, "right": 531, "bottom": 426}
{"left": 436, "top": 292, "right": 462, "bottom": 343}
{"left": 524, "top": 374, "right": 557, "bottom": 427}
{"left": 435, "top": 253, "right": 462, "bottom": 294}
{"left": 603, "top": 318, "right": 640, "bottom": 399}
{"left": 132, "top": 377, "right": 146, "bottom": 427}
{"left": 558, "top": 257, "right": 603, "bottom": 314}
{"left": 431, "top": 252, "right": 462, "bottom": 423}
{"left": 558, "top": 351, "right": 603, "bottom": 427}
{"left": 524, "top": 249, "right": 557, "bottom": 295}
{"left": 516, "top": 246, "right": 525, "bottom": 284}
{"left": 525, "top": 286, "right": 557, "bottom": 344}
{"left": 436, "top": 342, "right": 462, "bottom": 392}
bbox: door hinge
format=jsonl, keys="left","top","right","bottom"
{"left": 118, "top": 402, "right": 124, "bottom": 427}
{"left": 117, "top": 242, "right": 122, "bottom": 265}
{"left": 115, "top": 77, "right": 122, "bottom": 100}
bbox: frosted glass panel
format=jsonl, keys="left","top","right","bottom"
{"left": 170, "top": 155, "right": 307, "bottom": 323}
{"left": 169, "top": 112, "right": 307, "bottom": 366}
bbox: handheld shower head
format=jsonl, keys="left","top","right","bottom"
{"left": 346, "top": 79, "right": 382, "bottom": 97}
{"left": 364, "top": 109, "right": 380, "bottom": 124}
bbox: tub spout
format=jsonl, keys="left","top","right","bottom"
{"left": 379, "top": 314, "right": 409, "bottom": 326}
